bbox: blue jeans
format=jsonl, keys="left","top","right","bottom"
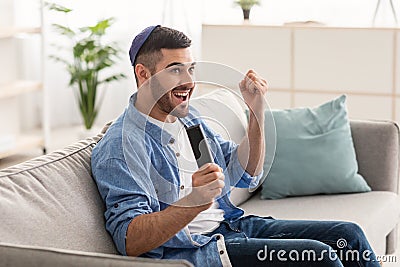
{"left": 206, "top": 215, "right": 380, "bottom": 267}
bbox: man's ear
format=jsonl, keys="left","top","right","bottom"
{"left": 135, "top": 64, "right": 151, "bottom": 86}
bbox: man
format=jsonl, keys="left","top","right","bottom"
{"left": 91, "top": 25, "right": 380, "bottom": 267}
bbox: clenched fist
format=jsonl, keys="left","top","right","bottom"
{"left": 185, "top": 163, "right": 225, "bottom": 210}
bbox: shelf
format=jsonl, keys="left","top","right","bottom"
{"left": 267, "top": 88, "right": 398, "bottom": 97}
{"left": 202, "top": 23, "right": 400, "bottom": 31}
{"left": 0, "top": 27, "right": 41, "bottom": 39}
{"left": 0, "top": 81, "right": 43, "bottom": 99}
{"left": 0, "top": 0, "right": 48, "bottom": 161}
{"left": 0, "top": 134, "right": 44, "bottom": 159}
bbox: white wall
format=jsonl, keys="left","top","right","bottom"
{"left": 6, "top": 0, "right": 400, "bottom": 129}
{"left": 0, "top": 0, "right": 19, "bottom": 136}
{"left": 42, "top": 0, "right": 202, "bottom": 129}
{"left": 203, "top": 0, "right": 399, "bottom": 27}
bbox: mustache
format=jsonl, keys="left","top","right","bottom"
{"left": 172, "top": 83, "right": 195, "bottom": 91}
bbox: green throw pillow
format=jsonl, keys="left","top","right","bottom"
{"left": 261, "top": 95, "right": 371, "bottom": 199}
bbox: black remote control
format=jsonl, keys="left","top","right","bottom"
{"left": 185, "top": 124, "right": 214, "bottom": 168}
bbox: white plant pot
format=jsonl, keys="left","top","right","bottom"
{"left": 77, "top": 127, "right": 99, "bottom": 140}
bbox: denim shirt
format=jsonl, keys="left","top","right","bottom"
{"left": 91, "top": 93, "right": 262, "bottom": 266}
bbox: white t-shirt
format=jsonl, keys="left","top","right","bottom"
{"left": 147, "top": 116, "right": 225, "bottom": 234}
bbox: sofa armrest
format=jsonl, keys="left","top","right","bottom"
{"left": 0, "top": 243, "right": 193, "bottom": 267}
{"left": 350, "top": 120, "right": 399, "bottom": 193}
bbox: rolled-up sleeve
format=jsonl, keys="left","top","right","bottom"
{"left": 205, "top": 124, "right": 263, "bottom": 189}
{"left": 225, "top": 145, "right": 263, "bottom": 188}
{"left": 92, "top": 157, "right": 154, "bottom": 255}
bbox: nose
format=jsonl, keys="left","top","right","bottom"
{"left": 181, "top": 69, "right": 195, "bottom": 88}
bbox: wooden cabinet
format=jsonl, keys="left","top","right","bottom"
{"left": 0, "top": 0, "right": 48, "bottom": 159}
{"left": 202, "top": 24, "right": 400, "bottom": 122}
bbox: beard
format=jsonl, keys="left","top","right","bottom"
{"left": 156, "top": 91, "right": 189, "bottom": 118}
{"left": 150, "top": 77, "right": 194, "bottom": 118}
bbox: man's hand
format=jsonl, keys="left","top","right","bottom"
{"left": 183, "top": 163, "right": 225, "bottom": 210}
{"left": 239, "top": 69, "right": 268, "bottom": 116}
{"left": 237, "top": 70, "right": 267, "bottom": 177}
{"left": 126, "top": 163, "right": 224, "bottom": 256}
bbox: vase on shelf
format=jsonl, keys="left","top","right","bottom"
{"left": 235, "top": 0, "right": 260, "bottom": 21}
{"left": 77, "top": 126, "right": 99, "bottom": 141}
{"left": 242, "top": 9, "right": 251, "bottom": 20}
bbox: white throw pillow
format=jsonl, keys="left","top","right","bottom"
{"left": 190, "top": 88, "right": 253, "bottom": 206}
{"left": 190, "top": 89, "right": 247, "bottom": 143}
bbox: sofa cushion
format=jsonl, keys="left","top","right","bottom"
{"left": 350, "top": 120, "right": 400, "bottom": 193}
{"left": 0, "top": 242, "right": 192, "bottom": 267}
{"left": 261, "top": 95, "right": 371, "bottom": 199}
{"left": 239, "top": 191, "right": 400, "bottom": 255}
{"left": 0, "top": 135, "right": 117, "bottom": 254}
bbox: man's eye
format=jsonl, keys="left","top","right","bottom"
{"left": 188, "top": 67, "right": 195, "bottom": 74}
{"left": 170, "top": 68, "right": 181, "bottom": 74}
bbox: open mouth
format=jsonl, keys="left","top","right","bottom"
{"left": 172, "top": 90, "right": 190, "bottom": 102}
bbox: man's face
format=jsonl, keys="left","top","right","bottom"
{"left": 149, "top": 48, "right": 195, "bottom": 120}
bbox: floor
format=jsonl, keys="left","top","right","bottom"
{"left": 0, "top": 125, "right": 399, "bottom": 266}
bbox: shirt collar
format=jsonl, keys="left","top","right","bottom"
{"left": 126, "top": 93, "right": 198, "bottom": 146}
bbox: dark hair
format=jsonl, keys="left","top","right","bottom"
{"left": 134, "top": 26, "right": 192, "bottom": 84}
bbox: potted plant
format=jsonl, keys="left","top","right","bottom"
{"left": 46, "top": 3, "right": 126, "bottom": 131}
{"left": 234, "top": 0, "right": 260, "bottom": 20}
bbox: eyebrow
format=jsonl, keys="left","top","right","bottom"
{"left": 165, "top": 62, "right": 196, "bottom": 69}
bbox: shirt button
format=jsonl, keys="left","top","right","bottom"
{"left": 219, "top": 250, "right": 224, "bottom": 255}
{"left": 216, "top": 235, "right": 221, "bottom": 240}
{"left": 180, "top": 185, "right": 185, "bottom": 190}
{"left": 176, "top": 152, "right": 180, "bottom": 157}
{"left": 169, "top": 138, "right": 175, "bottom": 144}
{"left": 113, "top": 203, "right": 119, "bottom": 208}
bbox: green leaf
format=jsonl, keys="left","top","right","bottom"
{"left": 234, "top": 0, "right": 260, "bottom": 10}
{"left": 45, "top": 2, "right": 72, "bottom": 13}
{"left": 88, "top": 18, "right": 114, "bottom": 36}
{"left": 99, "top": 73, "right": 127, "bottom": 84}
{"left": 49, "top": 55, "right": 71, "bottom": 66}
{"left": 52, "top": 23, "right": 75, "bottom": 37}
{"left": 49, "top": 43, "right": 70, "bottom": 51}
{"left": 73, "top": 39, "right": 95, "bottom": 59}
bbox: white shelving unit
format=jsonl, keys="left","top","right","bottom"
{"left": 0, "top": 27, "right": 41, "bottom": 38}
{"left": 0, "top": 0, "right": 48, "bottom": 159}
{"left": 0, "top": 81, "right": 43, "bottom": 98}
{"left": 202, "top": 23, "right": 400, "bottom": 123}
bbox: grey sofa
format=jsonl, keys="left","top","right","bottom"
{"left": 1, "top": 110, "right": 399, "bottom": 265}
{"left": 239, "top": 120, "right": 400, "bottom": 255}
{"left": 0, "top": 131, "right": 192, "bottom": 267}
